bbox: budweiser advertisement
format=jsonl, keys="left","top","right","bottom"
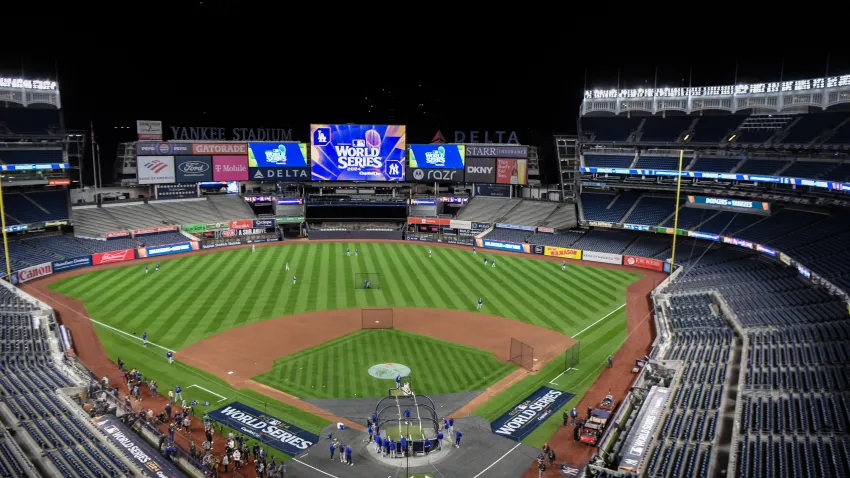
{"left": 17, "top": 262, "right": 53, "bottom": 283}
{"left": 92, "top": 249, "right": 136, "bottom": 265}
{"left": 624, "top": 255, "right": 664, "bottom": 272}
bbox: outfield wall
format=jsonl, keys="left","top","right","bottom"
{"left": 308, "top": 230, "right": 403, "bottom": 240}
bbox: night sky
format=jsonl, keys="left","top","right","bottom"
{"left": 2, "top": 12, "right": 848, "bottom": 185}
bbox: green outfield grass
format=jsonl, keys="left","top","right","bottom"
{"left": 254, "top": 329, "right": 515, "bottom": 398}
{"left": 47, "top": 241, "right": 643, "bottom": 447}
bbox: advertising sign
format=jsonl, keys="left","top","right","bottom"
{"left": 230, "top": 219, "right": 253, "bottom": 229}
{"left": 583, "top": 251, "right": 622, "bottom": 265}
{"left": 490, "top": 386, "right": 574, "bottom": 441}
{"left": 474, "top": 184, "right": 511, "bottom": 197}
{"left": 93, "top": 416, "right": 185, "bottom": 478}
{"left": 310, "top": 124, "right": 406, "bottom": 181}
{"left": 212, "top": 156, "right": 249, "bottom": 181}
{"left": 406, "top": 167, "right": 463, "bottom": 183}
{"left": 137, "top": 156, "right": 176, "bottom": 184}
{"left": 48, "top": 179, "right": 71, "bottom": 186}
{"left": 482, "top": 240, "right": 530, "bottom": 253}
{"left": 466, "top": 145, "right": 528, "bottom": 158}
{"left": 624, "top": 255, "right": 664, "bottom": 272}
{"left": 253, "top": 219, "right": 275, "bottom": 229}
{"left": 174, "top": 155, "right": 213, "bottom": 182}
{"left": 155, "top": 183, "right": 198, "bottom": 199}
{"left": 496, "top": 223, "right": 535, "bottom": 231}
{"left": 17, "top": 262, "right": 53, "bottom": 283}
{"left": 618, "top": 387, "right": 671, "bottom": 473}
{"left": 249, "top": 167, "right": 310, "bottom": 182}
{"left": 133, "top": 226, "right": 178, "bottom": 236}
{"left": 531, "top": 244, "right": 545, "bottom": 255}
{"left": 52, "top": 256, "right": 92, "bottom": 273}
{"left": 92, "top": 249, "right": 136, "bottom": 265}
{"left": 106, "top": 231, "right": 130, "bottom": 238}
{"left": 686, "top": 195, "right": 770, "bottom": 212}
{"left": 137, "top": 242, "right": 198, "bottom": 258}
{"left": 543, "top": 246, "right": 582, "bottom": 260}
{"left": 496, "top": 158, "right": 528, "bottom": 185}
{"left": 247, "top": 143, "right": 308, "bottom": 167}
{"left": 136, "top": 142, "right": 192, "bottom": 156}
{"left": 207, "top": 402, "right": 319, "bottom": 456}
{"left": 182, "top": 223, "right": 206, "bottom": 233}
{"left": 465, "top": 157, "right": 496, "bottom": 183}
{"left": 136, "top": 120, "right": 163, "bottom": 141}
{"left": 538, "top": 227, "right": 555, "bottom": 233}
{"left": 450, "top": 219, "right": 472, "bottom": 230}
{"left": 408, "top": 144, "right": 465, "bottom": 169}
{"left": 192, "top": 143, "right": 247, "bottom": 155}
{"left": 407, "top": 217, "right": 450, "bottom": 226}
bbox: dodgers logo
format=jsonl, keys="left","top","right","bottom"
{"left": 313, "top": 127, "right": 330, "bottom": 145}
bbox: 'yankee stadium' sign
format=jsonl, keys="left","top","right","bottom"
{"left": 208, "top": 402, "right": 318, "bottom": 456}
{"left": 490, "top": 386, "right": 573, "bottom": 441}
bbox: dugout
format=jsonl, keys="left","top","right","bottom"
{"left": 374, "top": 394, "right": 439, "bottom": 455}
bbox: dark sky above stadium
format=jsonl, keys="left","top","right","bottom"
{"left": 2, "top": 10, "right": 848, "bottom": 183}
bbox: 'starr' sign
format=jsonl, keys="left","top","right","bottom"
{"left": 170, "top": 126, "right": 293, "bottom": 142}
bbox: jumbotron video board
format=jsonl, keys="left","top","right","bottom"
{"left": 310, "top": 124, "right": 406, "bottom": 181}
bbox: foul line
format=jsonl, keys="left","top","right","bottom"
{"left": 88, "top": 318, "right": 171, "bottom": 352}
{"left": 572, "top": 303, "right": 626, "bottom": 338}
{"left": 186, "top": 384, "right": 227, "bottom": 402}
{"left": 549, "top": 367, "right": 578, "bottom": 385}
{"left": 471, "top": 442, "right": 522, "bottom": 478}
{"left": 292, "top": 458, "right": 339, "bottom": 478}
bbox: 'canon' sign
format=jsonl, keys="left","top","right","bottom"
{"left": 17, "top": 263, "right": 53, "bottom": 283}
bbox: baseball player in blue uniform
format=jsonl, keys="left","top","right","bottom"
{"left": 483, "top": 257, "right": 488, "bottom": 266}
{"left": 346, "top": 248, "right": 350, "bottom": 257}
{"left": 364, "top": 279, "right": 371, "bottom": 289}
{"left": 472, "top": 246, "right": 476, "bottom": 255}
{"left": 404, "top": 408, "right": 411, "bottom": 424}
{"left": 449, "top": 417, "right": 454, "bottom": 433}
{"left": 562, "top": 261, "right": 567, "bottom": 271}
{"left": 454, "top": 430, "right": 462, "bottom": 448}
{"left": 374, "top": 434, "right": 382, "bottom": 453}
{"left": 355, "top": 248, "right": 359, "bottom": 256}
{"left": 166, "top": 350, "right": 173, "bottom": 364}
{"left": 175, "top": 385, "right": 182, "bottom": 402}
{"left": 155, "top": 264, "right": 159, "bottom": 272}
{"left": 142, "top": 332, "right": 147, "bottom": 347}
{"left": 292, "top": 275, "right": 296, "bottom": 285}
{"left": 145, "top": 265, "right": 148, "bottom": 274}
{"left": 396, "top": 375, "right": 401, "bottom": 389}
{"left": 345, "top": 445, "right": 352, "bottom": 465}
{"left": 477, "top": 298, "right": 483, "bottom": 310}
{"left": 491, "top": 258, "right": 496, "bottom": 268}
{"left": 400, "top": 436, "right": 407, "bottom": 457}
{"left": 367, "top": 424, "right": 373, "bottom": 442}
{"left": 329, "top": 442, "right": 335, "bottom": 460}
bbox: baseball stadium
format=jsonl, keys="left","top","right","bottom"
{"left": 0, "top": 67, "right": 849, "bottom": 478}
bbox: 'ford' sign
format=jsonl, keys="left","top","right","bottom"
{"left": 207, "top": 402, "right": 319, "bottom": 456}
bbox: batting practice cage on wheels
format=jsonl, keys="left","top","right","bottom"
{"left": 510, "top": 337, "right": 534, "bottom": 371}
{"left": 362, "top": 308, "right": 394, "bottom": 329}
{"left": 374, "top": 394, "right": 439, "bottom": 455}
{"left": 354, "top": 272, "right": 381, "bottom": 289}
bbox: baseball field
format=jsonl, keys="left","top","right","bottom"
{"left": 45, "top": 241, "right": 642, "bottom": 452}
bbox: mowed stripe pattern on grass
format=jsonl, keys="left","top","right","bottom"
{"left": 47, "top": 242, "right": 640, "bottom": 352}
{"left": 254, "top": 329, "right": 516, "bottom": 399}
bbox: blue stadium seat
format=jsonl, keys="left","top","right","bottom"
{"left": 0, "top": 150, "right": 64, "bottom": 164}
{"left": 0, "top": 107, "right": 60, "bottom": 135}
{"left": 580, "top": 116, "right": 642, "bottom": 142}
{"left": 639, "top": 116, "right": 694, "bottom": 142}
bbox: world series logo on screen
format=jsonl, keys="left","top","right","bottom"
{"left": 310, "top": 124, "right": 406, "bottom": 181}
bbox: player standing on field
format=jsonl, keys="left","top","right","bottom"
{"left": 292, "top": 275, "right": 297, "bottom": 285}
{"left": 477, "top": 298, "right": 483, "bottom": 310}
{"left": 346, "top": 248, "right": 350, "bottom": 257}
{"left": 355, "top": 248, "right": 359, "bottom": 256}
{"left": 145, "top": 265, "right": 148, "bottom": 274}
{"left": 155, "top": 264, "right": 159, "bottom": 272}
{"left": 285, "top": 262, "right": 289, "bottom": 271}
{"left": 562, "top": 261, "right": 566, "bottom": 271}
{"left": 252, "top": 244, "right": 255, "bottom": 253}
{"left": 492, "top": 258, "right": 496, "bottom": 268}
{"left": 472, "top": 245, "right": 476, "bottom": 255}
{"left": 428, "top": 249, "right": 432, "bottom": 258}
{"left": 142, "top": 332, "right": 147, "bottom": 347}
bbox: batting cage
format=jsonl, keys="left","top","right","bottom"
{"left": 374, "top": 393, "right": 439, "bottom": 456}
{"left": 362, "top": 308, "right": 394, "bottom": 329}
{"left": 510, "top": 337, "right": 534, "bottom": 371}
{"left": 354, "top": 272, "right": 381, "bottom": 289}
